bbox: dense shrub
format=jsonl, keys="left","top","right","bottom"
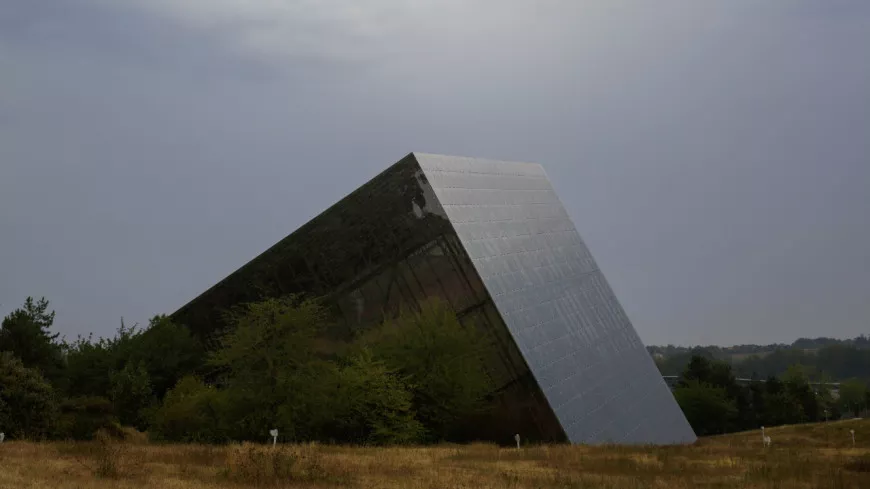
{"left": 150, "top": 376, "right": 227, "bottom": 443}
{"left": 674, "top": 380, "right": 736, "bottom": 436}
{"left": 356, "top": 299, "right": 495, "bottom": 442}
{"left": 0, "top": 351, "right": 58, "bottom": 440}
{"left": 56, "top": 396, "right": 122, "bottom": 441}
{"left": 7, "top": 291, "right": 854, "bottom": 445}
{"left": 109, "top": 361, "right": 154, "bottom": 430}
{"left": 206, "top": 296, "right": 337, "bottom": 442}
{"left": 325, "top": 350, "right": 424, "bottom": 444}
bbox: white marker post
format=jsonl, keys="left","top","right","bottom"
{"left": 269, "top": 429, "right": 278, "bottom": 447}
{"left": 850, "top": 429, "right": 855, "bottom": 447}
{"left": 0, "top": 432, "right": 4, "bottom": 443}
{"left": 514, "top": 433, "right": 521, "bottom": 450}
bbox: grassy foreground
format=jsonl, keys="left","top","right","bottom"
{"left": 1, "top": 420, "right": 869, "bottom": 488}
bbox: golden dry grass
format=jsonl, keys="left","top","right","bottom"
{"left": 1, "top": 419, "right": 869, "bottom": 488}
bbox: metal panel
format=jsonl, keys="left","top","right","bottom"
{"left": 415, "top": 153, "right": 696, "bottom": 445}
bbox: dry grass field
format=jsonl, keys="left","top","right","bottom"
{"left": 1, "top": 420, "right": 869, "bottom": 488}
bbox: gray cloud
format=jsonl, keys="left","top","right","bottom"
{"left": 1, "top": 1, "right": 868, "bottom": 346}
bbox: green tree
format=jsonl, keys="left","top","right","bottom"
{"left": 0, "top": 297, "right": 64, "bottom": 381}
{"left": 678, "top": 354, "right": 715, "bottom": 385}
{"left": 356, "top": 299, "right": 494, "bottom": 442}
{"left": 127, "top": 315, "right": 205, "bottom": 399}
{"left": 60, "top": 333, "right": 116, "bottom": 398}
{"left": 673, "top": 380, "right": 737, "bottom": 436}
{"left": 678, "top": 355, "right": 755, "bottom": 431}
{"left": 813, "top": 372, "right": 841, "bottom": 421}
{"left": 748, "top": 381, "right": 767, "bottom": 426}
{"left": 210, "top": 296, "right": 328, "bottom": 379}
{"left": 59, "top": 321, "right": 138, "bottom": 399}
{"left": 838, "top": 378, "right": 868, "bottom": 417}
{"left": 761, "top": 376, "right": 805, "bottom": 426}
{"left": 150, "top": 376, "right": 227, "bottom": 443}
{"left": 61, "top": 316, "right": 203, "bottom": 403}
{"left": 208, "top": 296, "right": 335, "bottom": 441}
{"left": 0, "top": 352, "right": 58, "bottom": 440}
{"left": 325, "top": 350, "right": 424, "bottom": 444}
{"left": 109, "top": 361, "right": 154, "bottom": 429}
{"left": 782, "top": 365, "right": 820, "bottom": 422}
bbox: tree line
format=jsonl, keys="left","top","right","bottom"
{"left": 671, "top": 355, "right": 870, "bottom": 437}
{"left": 0, "top": 296, "right": 494, "bottom": 443}
{"left": 648, "top": 335, "right": 870, "bottom": 359}
{"left": 2, "top": 295, "right": 866, "bottom": 443}
{"left": 651, "top": 336, "right": 870, "bottom": 384}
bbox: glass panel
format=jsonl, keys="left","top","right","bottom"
{"left": 354, "top": 275, "right": 387, "bottom": 327}
{"left": 337, "top": 288, "right": 365, "bottom": 328}
{"left": 447, "top": 236, "right": 487, "bottom": 300}
{"left": 405, "top": 242, "right": 449, "bottom": 305}
{"left": 372, "top": 266, "right": 405, "bottom": 318}
{"left": 424, "top": 243, "right": 476, "bottom": 312}
{"left": 396, "top": 259, "right": 425, "bottom": 306}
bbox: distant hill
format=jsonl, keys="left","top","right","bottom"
{"left": 648, "top": 335, "right": 870, "bottom": 360}
{"left": 649, "top": 335, "right": 870, "bottom": 381}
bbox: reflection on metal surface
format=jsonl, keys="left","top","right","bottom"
{"left": 171, "top": 152, "right": 696, "bottom": 445}
{"left": 415, "top": 153, "right": 696, "bottom": 445}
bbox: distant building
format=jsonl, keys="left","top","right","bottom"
{"left": 171, "top": 153, "right": 696, "bottom": 445}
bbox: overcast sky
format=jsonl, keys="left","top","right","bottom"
{"left": 1, "top": 1, "right": 868, "bottom": 347}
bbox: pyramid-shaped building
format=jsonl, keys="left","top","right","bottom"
{"left": 171, "top": 153, "right": 696, "bottom": 445}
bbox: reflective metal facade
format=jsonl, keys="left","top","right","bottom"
{"left": 171, "top": 152, "right": 696, "bottom": 445}
{"left": 415, "top": 154, "right": 696, "bottom": 444}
